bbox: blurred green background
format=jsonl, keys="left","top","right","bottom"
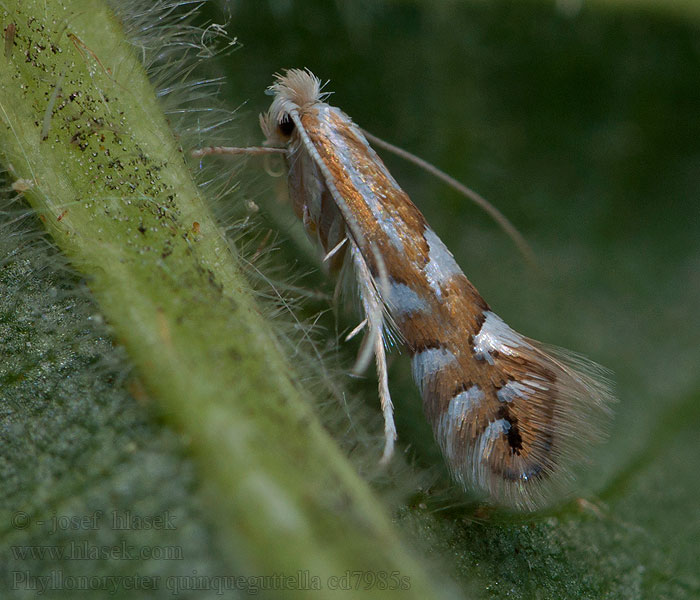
{"left": 2, "top": 0, "right": 698, "bottom": 598}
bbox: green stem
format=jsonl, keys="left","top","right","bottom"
{"left": 0, "top": 1, "right": 440, "bottom": 596}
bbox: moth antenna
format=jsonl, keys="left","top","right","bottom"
{"left": 191, "top": 145, "right": 286, "bottom": 158}
{"left": 361, "top": 129, "right": 536, "bottom": 266}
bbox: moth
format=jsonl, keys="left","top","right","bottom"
{"left": 194, "top": 69, "right": 614, "bottom": 510}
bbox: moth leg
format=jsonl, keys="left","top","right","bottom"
{"left": 350, "top": 243, "right": 397, "bottom": 464}
{"left": 323, "top": 236, "right": 348, "bottom": 263}
{"left": 374, "top": 328, "right": 395, "bottom": 465}
{"left": 345, "top": 318, "right": 367, "bottom": 342}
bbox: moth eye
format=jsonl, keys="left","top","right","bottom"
{"left": 278, "top": 114, "right": 295, "bottom": 137}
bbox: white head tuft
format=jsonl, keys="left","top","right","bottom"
{"left": 270, "top": 68, "right": 324, "bottom": 107}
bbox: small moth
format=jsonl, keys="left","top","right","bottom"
{"left": 194, "top": 69, "right": 614, "bottom": 510}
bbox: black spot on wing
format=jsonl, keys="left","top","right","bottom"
{"left": 497, "top": 405, "right": 523, "bottom": 455}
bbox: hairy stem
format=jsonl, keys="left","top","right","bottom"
{"left": 0, "top": 1, "right": 439, "bottom": 596}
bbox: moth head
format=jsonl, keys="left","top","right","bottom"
{"left": 259, "top": 68, "right": 329, "bottom": 146}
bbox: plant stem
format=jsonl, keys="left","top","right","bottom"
{"left": 0, "top": 1, "right": 440, "bottom": 596}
